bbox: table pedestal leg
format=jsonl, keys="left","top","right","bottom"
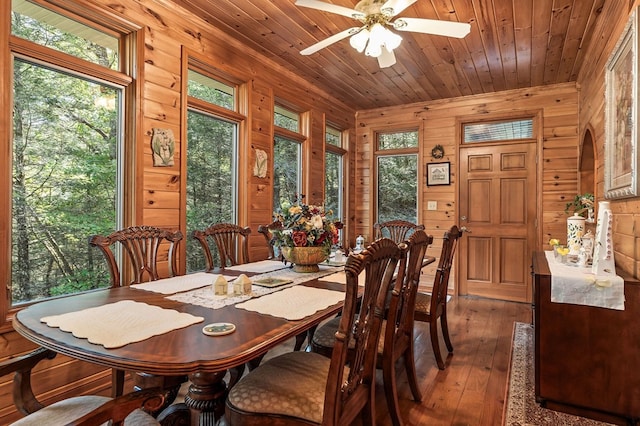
{"left": 185, "top": 370, "right": 228, "bottom": 426}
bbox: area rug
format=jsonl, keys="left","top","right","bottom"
{"left": 503, "top": 322, "right": 613, "bottom": 425}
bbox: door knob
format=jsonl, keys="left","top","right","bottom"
{"left": 460, "top": 215, "right": 467, "bottom": 221}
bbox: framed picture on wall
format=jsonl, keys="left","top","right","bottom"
{"left": 426, "top": 162, "right": 450, "bottom": 186}
{"left": 604, "top": 6, "right": 639, "bottom": 199}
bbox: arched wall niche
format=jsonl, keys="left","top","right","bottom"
{"left": 579, "top": 125, "right": 596, "bottom": 198}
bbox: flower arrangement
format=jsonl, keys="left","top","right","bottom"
{"left": 269, "top": 196, "right": 343, "bottom": 250}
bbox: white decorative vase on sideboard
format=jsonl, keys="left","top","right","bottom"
{"left": 592, "top": 201, "right": 616, "bottom": 276}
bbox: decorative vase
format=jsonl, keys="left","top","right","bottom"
{"left": 281, "top": 246, "right": 329, "bottom": 273}
{"left": 592, "top": 201, "right": 616, "bottom": 276}
{"left": 567, "top": 213, "right": 586, "bottom": 256}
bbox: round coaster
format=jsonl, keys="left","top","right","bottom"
{"left": 202, "top": 322, "right": 236, "bottom": 336}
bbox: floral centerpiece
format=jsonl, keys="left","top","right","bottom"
{"left": 269, "top": 196, "right": 343, "bottom": 272}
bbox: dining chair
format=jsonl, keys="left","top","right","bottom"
{"left": 225, "top": 238, "right": 407, "bottom": 426}
{"left": 88, "top": 225, "right": 183, "bottom": 288}
{"left": 192, "top": 223, "right": 251, "bottom": 271}
{"left": 310, "top": 230, "right": 433, "bottom": 426}
{"left": 414, "top": 224, "right": 462, "bottom": 370}
{"left": 374, "top": 219, "right": 425, "bottom": 243}
{"left": 88, "top": 225, "right": 184, "bottom": 397}
{"left": 257, "top": 220, "right": 282, "bottom": 261}
{"left": 2, "top": 347, "right": 166, "bottom": 426}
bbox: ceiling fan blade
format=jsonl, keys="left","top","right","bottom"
{"left": 295, "top": 0, "right": 364, "bottom": 20}
{"left": 393, "top": 17, "right": 471, "bottom": 38}
{"left": 377, "top": 48, "right": 397, "bottom": 68}
{"left": 381, "top": 0, "right": 418, "bottom": 17}
{"left": 300, "top": 27, "right": 361, "bottom": 55}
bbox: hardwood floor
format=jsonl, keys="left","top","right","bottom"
{"left": 181, "top": 295, "right": 531, "bottom": 425}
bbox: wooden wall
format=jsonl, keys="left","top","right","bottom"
{"left": 577, "top": 0, "right": 640, "bottom": 279}
{"left": 0, "top": 0, "right": 355, "bottom": 423}
{"left": 355, "top": 83, "right": 580, "bottom": 287}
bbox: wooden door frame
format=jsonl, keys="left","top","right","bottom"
{"left": 453, "top": 110, "right": 544, "bottom": 298}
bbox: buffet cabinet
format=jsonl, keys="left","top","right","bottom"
{"left": 532, "top": 251, "right": 640, "bottom": 425}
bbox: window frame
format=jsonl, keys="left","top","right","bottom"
{"left": 182, "top": 51, "right": 247, "bottom": 274}
{"left": 1, "top": 0, "right": 143, "bottom": 329}
{"left": 373, "top": 128, "right": 420, "bottom": 226}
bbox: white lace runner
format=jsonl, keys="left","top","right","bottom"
{"left": 167, "top": 265, "right": 342, "bottom": 310}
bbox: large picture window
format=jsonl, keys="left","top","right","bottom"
{"left": 273, "top": 105, "right": 303, "bottom": 208}
{"left": 186, "top": 68, "right": 240, "bottom": 272}
{"left": 325, "top": 125, "right": 345, "bottom": 235}
{"left": 376, "top": 130, "right": 418, "bottom": 224}
{"left": 9, "top": 1, "right": 133, "bottom": 306}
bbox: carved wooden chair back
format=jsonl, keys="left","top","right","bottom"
{"left": 374, "top": 219, "right": 425, "bottom": 244}
{"left": 257, "top": 220, "right": 281, "bottom": 260}
{"left": 381, "top": 229, "right": 433, "bottom": 425}
{"left": 88, "top": 225, "right": 183, "bottom": 288}
{"left": 323, "top": 237, "right": 406, "bottom": 425}
{"left": 192, "top": 223, "right": 251, "bottom": 271}
{"left": 414, "top": 224, "right": 463, "bottom": 369}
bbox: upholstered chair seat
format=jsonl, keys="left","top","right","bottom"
{"left": 10, "top": 395, "right": 159, "bottom": 426}
{"left": 414, "top": 291, "right": 432, "bottom": 314}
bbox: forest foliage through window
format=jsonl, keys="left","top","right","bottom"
{"left": 10, "top": 5, "right": 124, "bottom": 305}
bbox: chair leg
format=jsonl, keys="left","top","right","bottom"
{"left": 430, "top": 320, "right": 445, "bottom": 370}
{"left": 403, "top": 341, "right": 423, "bottom": 402}
{"left": 293, "top": 332, "right": 307, "bottom": 351}
{"left": 383, "top": 353, "right": 404, "bottom": 426}
{"left": 112, "top": 368, "right": 125, "bottom": 398}
{"left": 228, "top": 364, "right": 246, "bottom": 388}
{"left": 441, "top": 310, "right": 454, "bottom": 353}
{"left": 247, "top": 354, "right": 265, "bottom": 371}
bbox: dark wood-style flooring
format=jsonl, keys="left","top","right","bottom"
{"left": 180, "top": 295, "right": 532, "bottom": 425}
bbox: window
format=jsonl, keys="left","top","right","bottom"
{"left": 463, "top": 118, "right": 534, "bottom": 143}
{"left": 8, "top": 1, "right": 134, "bottom": 306}
{"left": 325, "top": 125, "right": 345, "bottom": 228}
{"left": 376, "top": 130, "right": 419, "bottom": 223}
{"left": 186, "top": 67, "right": 241, "bottom": 273}
{"left": 273, "top": 135, "right": 302, "bottom": 207}
{"left": 273, "top": 105, "right": 303, "bottom": 208}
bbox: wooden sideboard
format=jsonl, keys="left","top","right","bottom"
{"left": 532, "top": 251, "right": 640, "bottom": 425}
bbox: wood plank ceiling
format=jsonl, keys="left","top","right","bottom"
{"left": 169, "top": 0, "right": 606, "bottom": 111}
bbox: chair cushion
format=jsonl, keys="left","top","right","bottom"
{"left": 311, "top": 316, "right": 357, "bottom": 351}
{"left": 227, "top": 351, "right": 331, "bottom": 424}
{"left": 10, "top": 395, "right": 159, "bottom": 426}
{"left": 415, "top": 292, "right": 432, "bottom": 315}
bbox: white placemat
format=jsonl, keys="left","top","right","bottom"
{"left": 545, "top": 251, "right": 625, "bottom": 310}
{"left": 317, "top": 271, "right": 366, "bottom": 286}
{"left": 234, "top": 286, "right": 345, "bottom": 320}
{"left": 41, "top": 300, "right": 204, "bottom": 349}
{"left": 131, "top": 272, "right": 233, "bottom": 295}
{"left": 223, "top": 260, "right": 290, "bottom": 273}
{"left": 167, "top": 266, "right": 342, "bottom": 310}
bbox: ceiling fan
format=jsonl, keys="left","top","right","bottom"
{"left": 295, "top": 0, "right": 471, "bottom": 68}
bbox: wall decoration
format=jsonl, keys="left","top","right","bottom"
{"left": 426, "top": 162, "right": 451, "bottom": 186}
{"left": 604, "top": 7, "right": 639, "bottom": 199}
{"left": 431, "top": 144, "right": 445, "bottom": 159}
{"left": 151, "top": 128, "right": 175, "bottom": 167}
{"left": 253, "top": 148, "right": 268, "bottom": 178}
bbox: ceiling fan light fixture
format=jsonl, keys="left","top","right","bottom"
{"left": 384, "top": 29, "right": 402, "bottom": 50}
{"left": 350, "top": 28, "right": 370, "bottom": 53}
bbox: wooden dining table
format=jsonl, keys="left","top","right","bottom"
{"left": 12, "top": 262, "right": 350, "bottom": 426}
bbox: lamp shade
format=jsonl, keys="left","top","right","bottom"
{"left": 349, "top": 28, "right": 370, "bottom": 53}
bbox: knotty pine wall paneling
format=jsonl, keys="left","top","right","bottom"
{"left": 355, "top": 83, "right": 580, "bottom": 289}
{"left": 577, "top": 1, "right": 639, "bottom": 279}
{"left": 0, "top": 0, "right": 355, "bottom": 422}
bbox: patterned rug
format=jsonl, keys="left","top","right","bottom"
{"left": 503, "top": 322, "right": 614, "bottom": 426}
